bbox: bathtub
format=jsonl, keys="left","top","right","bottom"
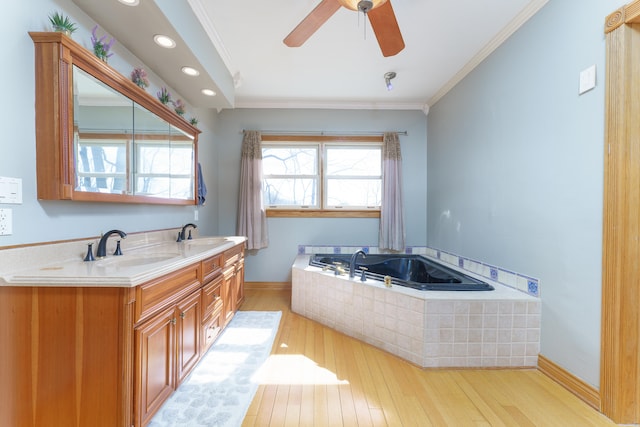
{"left": 309, "top": 253, "right": 494, "bottom": 291}
{"left": 292, "top": 253, "right": 541, "bottom": 368}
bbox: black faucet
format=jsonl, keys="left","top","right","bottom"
{"left": 96, "top": 229, "right": 127, "bottom": 258}
{"left": 180, "top": 223, "right": 197, "bottom": 241}
{"left": 349, "top": 250, "right": 367, "bottom": 278}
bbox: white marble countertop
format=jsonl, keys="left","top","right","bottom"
{"left": 0, "top": 231, "right": 246, "bottom": 288}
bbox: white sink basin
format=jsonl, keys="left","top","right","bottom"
{"left": 95, "top": 253, "right": 180, "bottom": 268}
{"left": 183, "top": 237, "right": 228, "bottom": 247}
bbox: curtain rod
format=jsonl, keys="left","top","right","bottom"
{"left": 241, "top": 130, "right": 408, "bottom": 136}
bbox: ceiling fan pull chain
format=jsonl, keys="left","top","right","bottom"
{"left": 363, "top": 12, "right": 367, "bottom": 40}
{"left": 358, "top": 0, "right": 374, "bottom": 40}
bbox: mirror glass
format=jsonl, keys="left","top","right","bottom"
{"left": 133, "top": 104, "right": 194, "bottom": 200}
{"left": 73, "top": 66, "right": 133, "bottom": 194}
{"left": 72, "top": 66, "right": 195, "bottom": 200}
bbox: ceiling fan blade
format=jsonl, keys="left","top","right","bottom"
{"left": 368, "top": 1, "right": 405, "bottom": 57}
{"left": 284, "top": 0, "right": 342, "bottom": 47}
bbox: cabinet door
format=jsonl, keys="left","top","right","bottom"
{"left": 222, "top": 265, "right": 235, "bottom": 326}
{"left": 135, "top": 306, "right": 176, "bottom": 427}
{"left": 235, "top": 259, "right": 245, "bottom": 308}
{"left": 201, "top": 311, "right": 223, "bottom": 354}
{"left": 176, "top": 291, "right": 201, "bottom": 385}
{"left": 202, "top": 274, "right": 223, "bottom": 319}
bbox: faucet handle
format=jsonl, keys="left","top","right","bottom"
{"left": 114, "top": 240, "right": 123, "bottom": 256}
{"left": 83, "top": 243, "right": 95, "bottom": 262}
{"left": 359, "top": 266, "right": 368, "bottom": 282}
{"left": 176, "top": 231, "right": 183, "bottom": 242}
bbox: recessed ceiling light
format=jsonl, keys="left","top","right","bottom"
{"left": 181, "top": 66, "right": 200, "bottom": 77}
{"left": 118, "top": 0, "right": 139, "bottom": 5}
{"left": 201, "top": 89, "right": 216, "bottom": 96}
{"left": 153, "top": 34, "right": 176, "bottom": 49}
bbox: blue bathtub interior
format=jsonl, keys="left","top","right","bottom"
{"left": 309, "top": 253, "right": 494, "bottom": 291}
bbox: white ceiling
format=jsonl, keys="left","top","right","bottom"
{"left": 72, "top": 0, "right": 548, "bottom": 112}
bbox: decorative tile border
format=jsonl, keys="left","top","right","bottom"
{"left": 297, "top": 244, "right": 540, "bottom": 297}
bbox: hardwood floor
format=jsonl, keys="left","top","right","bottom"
{"left": 240, "top": 289, "right": 617, "bottom": 426}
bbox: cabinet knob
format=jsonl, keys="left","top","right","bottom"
{"left": 180, "top": 312, "right": 185, "bottom": 319}
{"left": 170, "top": 318, "right": 176, "bottom": 325}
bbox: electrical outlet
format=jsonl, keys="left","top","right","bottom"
{"left": 194, "top": 209, "right": 199, "bottom": 221}
{"left": 0, "top": 208, "right": 12, "bottom": 235}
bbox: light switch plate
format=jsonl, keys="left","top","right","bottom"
{"left": 579, "top": 65, "right": 596, "bottom": 95}
{"left": 0, "top": 208, "right": 12, "bottom": 235}
{"left": 0, "top": 177, "right": 22, "bottom": 204}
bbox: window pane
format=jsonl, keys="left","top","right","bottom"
{"left": 137, "top": 144, "right": 170, "bottom": 174}
{"left": 135, "top": 177, "right": 192, "bottom": 199}
{"left": 326, "top": 147, "right": 381, "bottom": 176}
{"left": 264, "top": 178, "right": 317, "bottom": 206}
{"left": 136, "top": 176, "right": 170, "bottom": 197}
{"left": 76, "top": 142, "right": 127, "bottom": 192}
{"left": 326, "top": 179, "right": 381, "bottom": 207}
{"left": 263, "top": 147, "right": 317, "bottom": 175}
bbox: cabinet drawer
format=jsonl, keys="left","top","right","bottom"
{"left": 202, "top": 274, "right": 223, "bottom": 318}
{"left": 223, "top": 243, "right": 244, "bottom": 267}
{"left": 135, "top": 264, "right": 201, "bottom": 324}
{"left": 202, "top": 254, "right": 223, "bottom": 283}
{"left": 202, "top": 311, "right": 223, "bottom": 353}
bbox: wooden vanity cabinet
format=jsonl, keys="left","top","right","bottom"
{"left": 0, "top": 241, "right": 245, "bottom": 427}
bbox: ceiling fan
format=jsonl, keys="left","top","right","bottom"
{"left": 284, "top": 0, "right": 405, "bottom": 57}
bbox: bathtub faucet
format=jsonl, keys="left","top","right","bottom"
{"left": 349, "top": 250, "right": 367, "bottom": 278}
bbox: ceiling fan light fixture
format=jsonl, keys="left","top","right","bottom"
{"left": 384, "top": 71, "right": 396, "bottom": 91}
{"left": 338, "top": 0, "right": 387, "bottom": 12}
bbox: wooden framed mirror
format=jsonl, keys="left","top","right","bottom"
{"left": 30, "top": 31, "right": 200, "bottom": 205}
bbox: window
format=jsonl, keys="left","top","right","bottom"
{"left": 75, "top": 136, "right": 128, "bottom": 193}
{"left": 75, "top": 132, "right": 194, "bottom": 199}
{"left": 261, "top": 136, "right": 382, "bottom": 217}
{"left": 135, "top": 139, "right": 194, "bottom": 199}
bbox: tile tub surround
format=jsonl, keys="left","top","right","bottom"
{"left": 292, "top": 255, "right": 541, "bottom": 368}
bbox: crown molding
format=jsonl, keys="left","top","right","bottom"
{"left": 187, "top": 0, "right": 237, "bottom": 77}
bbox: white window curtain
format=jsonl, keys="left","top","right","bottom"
{"left": 237, "top": 130, "right": 268, "bottom": 250}
{"left": 379, "top": 132, "right": 405, "bottom": 251}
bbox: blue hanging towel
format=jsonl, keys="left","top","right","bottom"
{"left": 197, "top": 162, "right": 207, "bottom": 205}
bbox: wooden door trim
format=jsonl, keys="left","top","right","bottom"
{"left": 601, "top": 0, "right": 640, "bottom": 423}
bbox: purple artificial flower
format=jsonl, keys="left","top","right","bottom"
{"left": 91, "top": 25, "right": 115, "bottom": 60}
{"left": 131, "top": 67, "right": 149, "bottom": 88}
{"left": 157, "top": 87, "right": 172, "bottom": 104}
{"left": 172, "top": 99, "right": 186, "bottom": 116}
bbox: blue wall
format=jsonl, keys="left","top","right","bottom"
{"left": 427, "top": 0, "right": 625, "bottom": 387}
{"left": 212, "top": 108, "right": 428, "bottom": 282}
{"left": 0, "top": 0, "right": 218, "bottom": 245}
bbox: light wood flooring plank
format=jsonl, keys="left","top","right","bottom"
{"left": 239, "top": 290, "right": 618, "bottom": 427}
